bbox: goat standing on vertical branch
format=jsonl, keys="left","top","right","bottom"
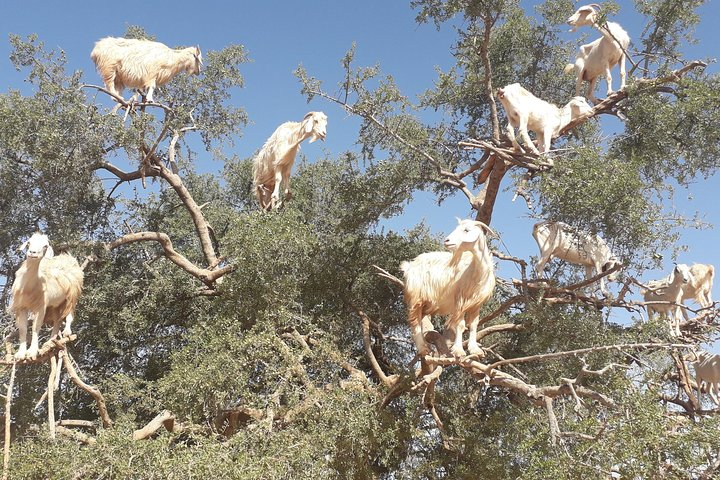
{"left": 564, "top": 4, "right": 631, "bottom": 104}
{"left": 9, "top": 233, "right": 84, "bottom": 361}
{"left": 90, "top": 37, "right": 202, "bottom": 111}
{"left": 400, "top": 219, "right": 496, "bottom": 358}
{"left": 252, "top": 111, "right": 328, "bottom": 211}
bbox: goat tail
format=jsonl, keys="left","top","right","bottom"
{"left": 564, "top": 63, "right": 576, "bottom": 75}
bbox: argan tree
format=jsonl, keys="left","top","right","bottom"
{"left": 0, "top": 1, "right": 718, "bottom": 478}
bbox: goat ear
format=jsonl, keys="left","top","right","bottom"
{"left": 44, "top": 245, "right": 55, "bottom": 259}
{"left": 18, "top": 240, "right": 29, "bottom": 252}
{"left": 303, "top": 117, "right": 314, "bottom": 135}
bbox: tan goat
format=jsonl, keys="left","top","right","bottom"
{"left": 9, "top": 233, "right": 84, "bottom": 360}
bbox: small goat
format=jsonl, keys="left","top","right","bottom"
{"left": 252, "top": 111, "right": 328, "bottom": 211}
{"left": 642, "top": 264, "right": 694, "bottom": 337}
{"left": 400, "top": 219, "right": 496, "bottom": 358}
{"left": 681, "top": 263, "right": 715, "bottom": 319}
{"left": 9, "top": 233, "right": 84, "bottom": 360}
{"left": 687, "top": 349, "right": 720, "bottom": 406}
{"left": 565, "top": 4, "right": 630, "bottom": 104}
{"left": 496, "top": 83, "right": 592, "bottom": 155}
{"left": 532, "top": 221, "right": 620, "bottom": 296}
{"left": 91, "top": 37, "right": 202, "bottom": 108}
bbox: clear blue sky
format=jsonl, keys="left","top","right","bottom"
{"left": 1, "top": 1, "right": 718, "bottom": 324}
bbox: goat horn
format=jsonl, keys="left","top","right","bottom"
{"left": 589, "top": 3, "right": 601, "bottom": 10}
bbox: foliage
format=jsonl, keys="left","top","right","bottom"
{"left": 0, "top": 2, "right": 719, "bottom": 479}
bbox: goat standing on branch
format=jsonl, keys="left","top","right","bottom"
{"left": 401, "top": 219, "right": 496, "bottom": 358}
{"left": 90, "top": 37, "right": 202, "bottom": 110}
{"left": 496, "top": 83, "right": 593, "bottom": 156}
{"left": 686, "top": 349, "right": 720, "bottom": 407}
{"left": 643, "top": 264, "right": 694, "bottom": 337}
{"left": 681, "top": 263, "right": 715, "bottom": 319}
{"left": 532, "top": 221, "right": 620, "bottom": 297}
{"left": 9, "top": 233, "right": 84, "bottom": 361}
{"left": 252, "top": 111, "right": 327, "bottom": 211}
{"left": 565, "top": 4, "right": 631, "bottom": 104}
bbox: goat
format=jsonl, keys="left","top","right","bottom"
{"left": 642, "top": 264, "right": 694, "bottom": 337}
{"left": 400, "top": 219, "right": 496, "bottom": 358}
{"left": 681, "top": 263, "right": 715, "bottom": 319}
{"left": 252, "top": 111, "right": 328, "bottom": 211}
{"left": 686, "top": 349, "right": 720, "bottom": 406}
{"left": 9, "top": 233, "right": 84, "bottom": 360}
{"left": 565, "top": 4, "right": 631, "bottom": 104}
{"left": 90, "top": 37, "right": 202, "bottom": 109}
{"left": 532, "top": 221, "right": 620, "bottom": 297}
{"left": 496, "top": 83, "right": 592, "bottom": 155}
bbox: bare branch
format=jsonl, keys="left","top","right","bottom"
{"left": 487, "top": 342, "right": 692, "bottom": 372}
{"left": 106, "top": 232, "right": 233, "bottom": 286}
{"left": 132, "top": 410, "right": 181, "bottom": 440}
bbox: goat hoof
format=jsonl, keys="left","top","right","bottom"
{"left": 467, "top": 345, "right": 484, "bottom": 357}
{"left": 450, "top": 346, "right": 466, "bottom": 359}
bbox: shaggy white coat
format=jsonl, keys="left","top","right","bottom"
{"left": 401, "top": 219, "right": 496, "bottom": 358}
{"left": 252, "top": 112, "right": 327, "bottom": 211}
{"left": 565, "top": 4, "right": 631, "bottom": 103}
{"left": 10, "top": 233, "right": 84, "bottom": 360}
{"left": 91, "top": 37, "right": 202, "bottom": 104}
{"left": 532, "top": 221, "right": 619, "bottom": 296}
{"left": 496, "top": 83, "right": 592, "bottom": 155}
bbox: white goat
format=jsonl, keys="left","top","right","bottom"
{"left": 687, "top": 349, "right": 720, "bottom": 406}
{"left": 91, "top": 37, "right": 202, "bottom": 108}
{"left": 642, "top": 264, "right": 694, "bottom": 337}
{"left": 9, "top": 233, "right": 84, "bottom": 360}
{"left": 252, "top": 112, "right": 328, "bottom": 211}
{"left": 496, "top": 83, "right": 593, "bottom": 155}
{"left": 565, "top": 4, "right": 631, "bottom": 104}
{"left": 681, "top": 263, "right": 715, "bottom": 319}
{"left": 532, "top": 221, "right": 620, "bottom": 296}
{"left": 400, "top": 219, "right": 496, "bottom": 358}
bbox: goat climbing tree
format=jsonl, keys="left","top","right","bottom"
{"left": 1, "top": 2, "right": 719, "bottom": 479}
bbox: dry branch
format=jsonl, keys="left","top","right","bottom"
{"left": 0, "top": 335, "right": 76, "bottom": 366}
{"left": 55, "top": 425, "right": 96, "bottom": 445}
{"left": 64, "top": 353, "right": 112, "bottom": 428}
{"left": 107, "top": 232, "right": 233, "bottom": 286}
{"left": 133, "top": 410, "right": 181, "bottom": 440}
{"left": 47, "top": 354, "right": 57, "bottom": 439}
{"left": 487, "top": 342, "right": 692, "bottom": 371}
{"left": 356, "top": 309, "right": 398, "bottom": 388}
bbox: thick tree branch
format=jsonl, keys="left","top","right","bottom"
{"left": 106, "top": 232, "right": 233, "bottom": 286}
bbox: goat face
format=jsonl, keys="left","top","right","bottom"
{"left": 567, "top": 4, "right": 600, "bottom": 32}
{"left": 568, "top": 96, "right": 593, "bottom": 117}
{"left": 443, "top": 219, "right": 494, "bottom": 252}
{"left": 302, "top": 111, "right": 328, "bottom": 143}
{"left": 21, "top": 233, "right": 53, "bottom": 259}
{"left": 674, "top": 264, "right": 694, "bottom": 285}
{"left": 601, "top": 258, "right": 621, "bottom": 280}
{"left": 191, "top": 46, "right": 203, "bottom": 75}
